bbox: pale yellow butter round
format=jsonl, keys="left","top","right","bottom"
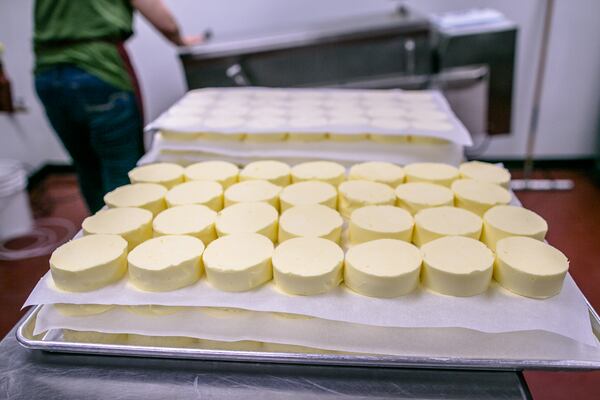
{"left": 348, "top": 161, "right": 405, "bottom": 187}
{"left": 494, "top": 236, "right": 569, "bottom": 298}
{"left": 413, "top": 206, "right": 482, "bottom": 246}
{"left": 459, "top": 161, "right": 511, "bottom": 189}
{"left": 273, "top": 237, "right": 344, "bottom": 295}
{"left": 203, "top": 233, "right": 274, "bottom": 292}
{"left": 349, "top": 205, "right": 413, "bottom": 244}
{"left": 279, "top": 204, "right": 343, "bottom": 243}
{"left": 338, "top": 180, "right": 396, "bottom": 219}
{"left": 54, "top": 304, "right": 114, "bottom": 317}
{"left": 224, "top": 180, "right": 282, "bottom": 210}
{"left": 50, "top": 234, "right": 128, "bottom": 292}
{"left": 128, "top": 163, "right": 184, "bottom": 188}
{"left": 239, "top": 160, "right": 291, "bottom": 186}
{"left": 166, "top": 180, "right": 223, "bottom": 211}
{"left": 482, "top": 205, "right": 548, "bottom": 250}
{"left": 128, "top": 335, "right": 197, "bottom": 348}
{"left": 345, "top": 239, "right": 421, "bottom": 298}
{"left": 63, "top": 330, "right": 127, "bottom": 344}
{"left": 215, "top": 202, "right": 279, "bottom": 242}
{"left": 329, "top": 133, "right": 369, "bottom": 142}
{"left": 82, "top": 207, "right": 153, "bottom": 250}
{"left": 291, "top": 161, "right": 346, "bottom": 186}
{"left": 279, "top": 181, "right": 337, "bottom": 211}
{"left": 394, "top": 182, "right": 454, "bottom": 215}
{"left": 421, "top": 236, "right": 494, "bottom": 296}
{"left": 451, "top": 179, "right": 511, "bottom": 216}
{"left": 127, "top": 235, "right": 204, "bottom": 291}
{"left": 104, "top": 183, "right": 167, "bottom": 216}
{"left": 184, "top": 161, "right": 239, "bottom": 188}
{"left": 153, "top": 204, "right": 217, "bottom": 245}
{"left": 404, "top": 162, "right": 459, "bottom": 187}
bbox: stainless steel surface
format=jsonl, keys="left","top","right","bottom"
{"left": 433, "top": 15, "right": 517, "bottom": 135}
{"left": 178, "top": 7, "right": 516, "bottom": 137}
{"left": 1, "top": 315, "right": 532, "bottom": 399}
{"left": 179, "top": 9, "right": 431, "bottom": 89}
{"left": 16, "top": 305, "right": 600, "bottom": 371}
{"left": 178, "top": 11, "right": 430, "bottom": 60}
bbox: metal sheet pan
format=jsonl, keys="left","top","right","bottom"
{"left": 17, "top": 304, "right": 600, "bottom": 371}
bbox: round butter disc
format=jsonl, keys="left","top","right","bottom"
{"left": 82, "top": 207, "right": 153, "bottom": 250}
{"left": 153, "top": 205, "right": 217, "bottom": 245}
{"left": 128, "top": 163, "right": 184, "bottom": 189}
{"left": 459, "top": 161, "right": 511, "bottom": 189}
{"left": 349, "top": 205, "right": 413, "bottom": 244}
{"left": 104, "top": 183, "right": 167, "bottom": 216}
{"left": 203, "top": 233, "right": 274, "bottom": 292}
{"left": 287, "top": 132, "right": 328, "bottom": 142}
{"left": 127, "top": 235, "right": 205, "bottom": 291}
{"left": 215, "top": 202, "right": 279, "bottom": 242}
{"left": 279, "top": 204, "right": 343, "bottom": 243}
{"left": 395, "top": 182, "right": 454, "bottom": 215}
{"left": 349, "top": 161, "right": 405, "bottom": 187}
{"left": 404, "top": 162, "right": 459, "bottom": 187}
{"left": 197, "top": 339, "right": 263, "bottom": 351}
{"left": 344, "top": 239, "right": 422, "bottom": 298}
{"left": 272, "top": 237, "right": 344, "bottom": 295}
{"left": 184, "top": 161, "right": 239, "bottom": 188}
{"left": 128, "top": 335, "right": 197, "bottom": 348}
{"left": 54, "top": 304, "right": 114, "bottom": 317}
{"left": 50, "top": 234, "right": 128, "bottom": 292}
{"left": 127, "top": 305, "right": 187, "bottom": 316}
{"left": 338, "top": 180, "right": 396, "bottom": 219}
{"left": 451, "top": 179, "right": 511, "bottom": 216}
{"left": 62, "top": 330, "right": 127, "bottom": 344}
{"left": 224, "top": 180, "right": 282, "bottom": 209}
{"left": 291, "top": 161, "right": 346, "bottom": 186}
{"left": 239, "top": 160, "right": 291, "bottom": 186}
{"left": 413, "top": 206, "right": 482, "bottom": 246}
{"left": 279, "top": 181, "right": 337, "bottom": 211}
{"left": 494, "top": 236, "right": 569, "bottom": 298}
{"left": 421, "top": 236, "right": 494, "bottom": 296}
{"left": 166, "top": 181, "right": 223, "bottom": 211}
{"left": 369, "top": 134, "right": 410, "bottom": 144}
{"left": 482, "top": 205, "right": 548, "bottom": 250}
{"left": 329, "top": 133, "right": 369, "bottom": 142}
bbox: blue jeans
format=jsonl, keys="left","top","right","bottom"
{"left": 35, "top": 66, "right": 144, "bottom": 213}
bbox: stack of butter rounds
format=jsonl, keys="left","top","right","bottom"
{"left": 50, "top": 159, "right": 568, "bottom": 304}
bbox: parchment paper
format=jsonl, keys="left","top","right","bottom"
{"left": 34, "top": 305, "right": 600, "bottom": 362}
{"left": 24, "top": 273, "right": 598, "bottom": 347}
{"left": 140, "top": 133, "right": 466, "bottom": 167}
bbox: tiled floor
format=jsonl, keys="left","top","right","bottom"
{"left": 0, "top": 170, "right": 598, "bottom": 398}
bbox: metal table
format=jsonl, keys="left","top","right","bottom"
{"left": 0, "top": 317, "right": 531, "bottom": 400}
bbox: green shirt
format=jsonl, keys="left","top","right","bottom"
{"left": 34, "top": 0, "right": 134, "bottom": 91}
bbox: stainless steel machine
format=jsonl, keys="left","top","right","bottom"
{"left": 178, "top": 6, "right": 517, "bottom": 139}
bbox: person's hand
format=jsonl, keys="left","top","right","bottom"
{"left": 178, "top": 34, "right": 204, "bottom": 47}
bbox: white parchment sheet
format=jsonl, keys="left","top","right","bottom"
{"left": 146, "top": 88, "right": 473, "bottom": 146}
{"left": 34, "top": 305, "right": 600, "bottom": 362}
{"left": 24, "top": 273, "right": 598, "bottom": 348}
{"left": 142, "top": 133, "right": 466, "bottom": 167}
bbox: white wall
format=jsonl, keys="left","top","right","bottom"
{"left": 1, "top": 0, "right": 599, "bottom": 172}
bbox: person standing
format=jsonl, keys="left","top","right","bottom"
{"left": 34, "top": 0, "right": 201, "bottom": 212}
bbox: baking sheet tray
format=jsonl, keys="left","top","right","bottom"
{"left": 17, "top": 303, "right": 600, "bottom": 371}
{"left": 145, "top": 88, "right": 473, "bottom": 146}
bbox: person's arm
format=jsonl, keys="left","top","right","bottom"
{"left": 131, "top": 0, "right": 203, "bottom": 46}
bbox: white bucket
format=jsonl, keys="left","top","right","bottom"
{"left": 0, "top": 159, "right": 34, "bottom": 240}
